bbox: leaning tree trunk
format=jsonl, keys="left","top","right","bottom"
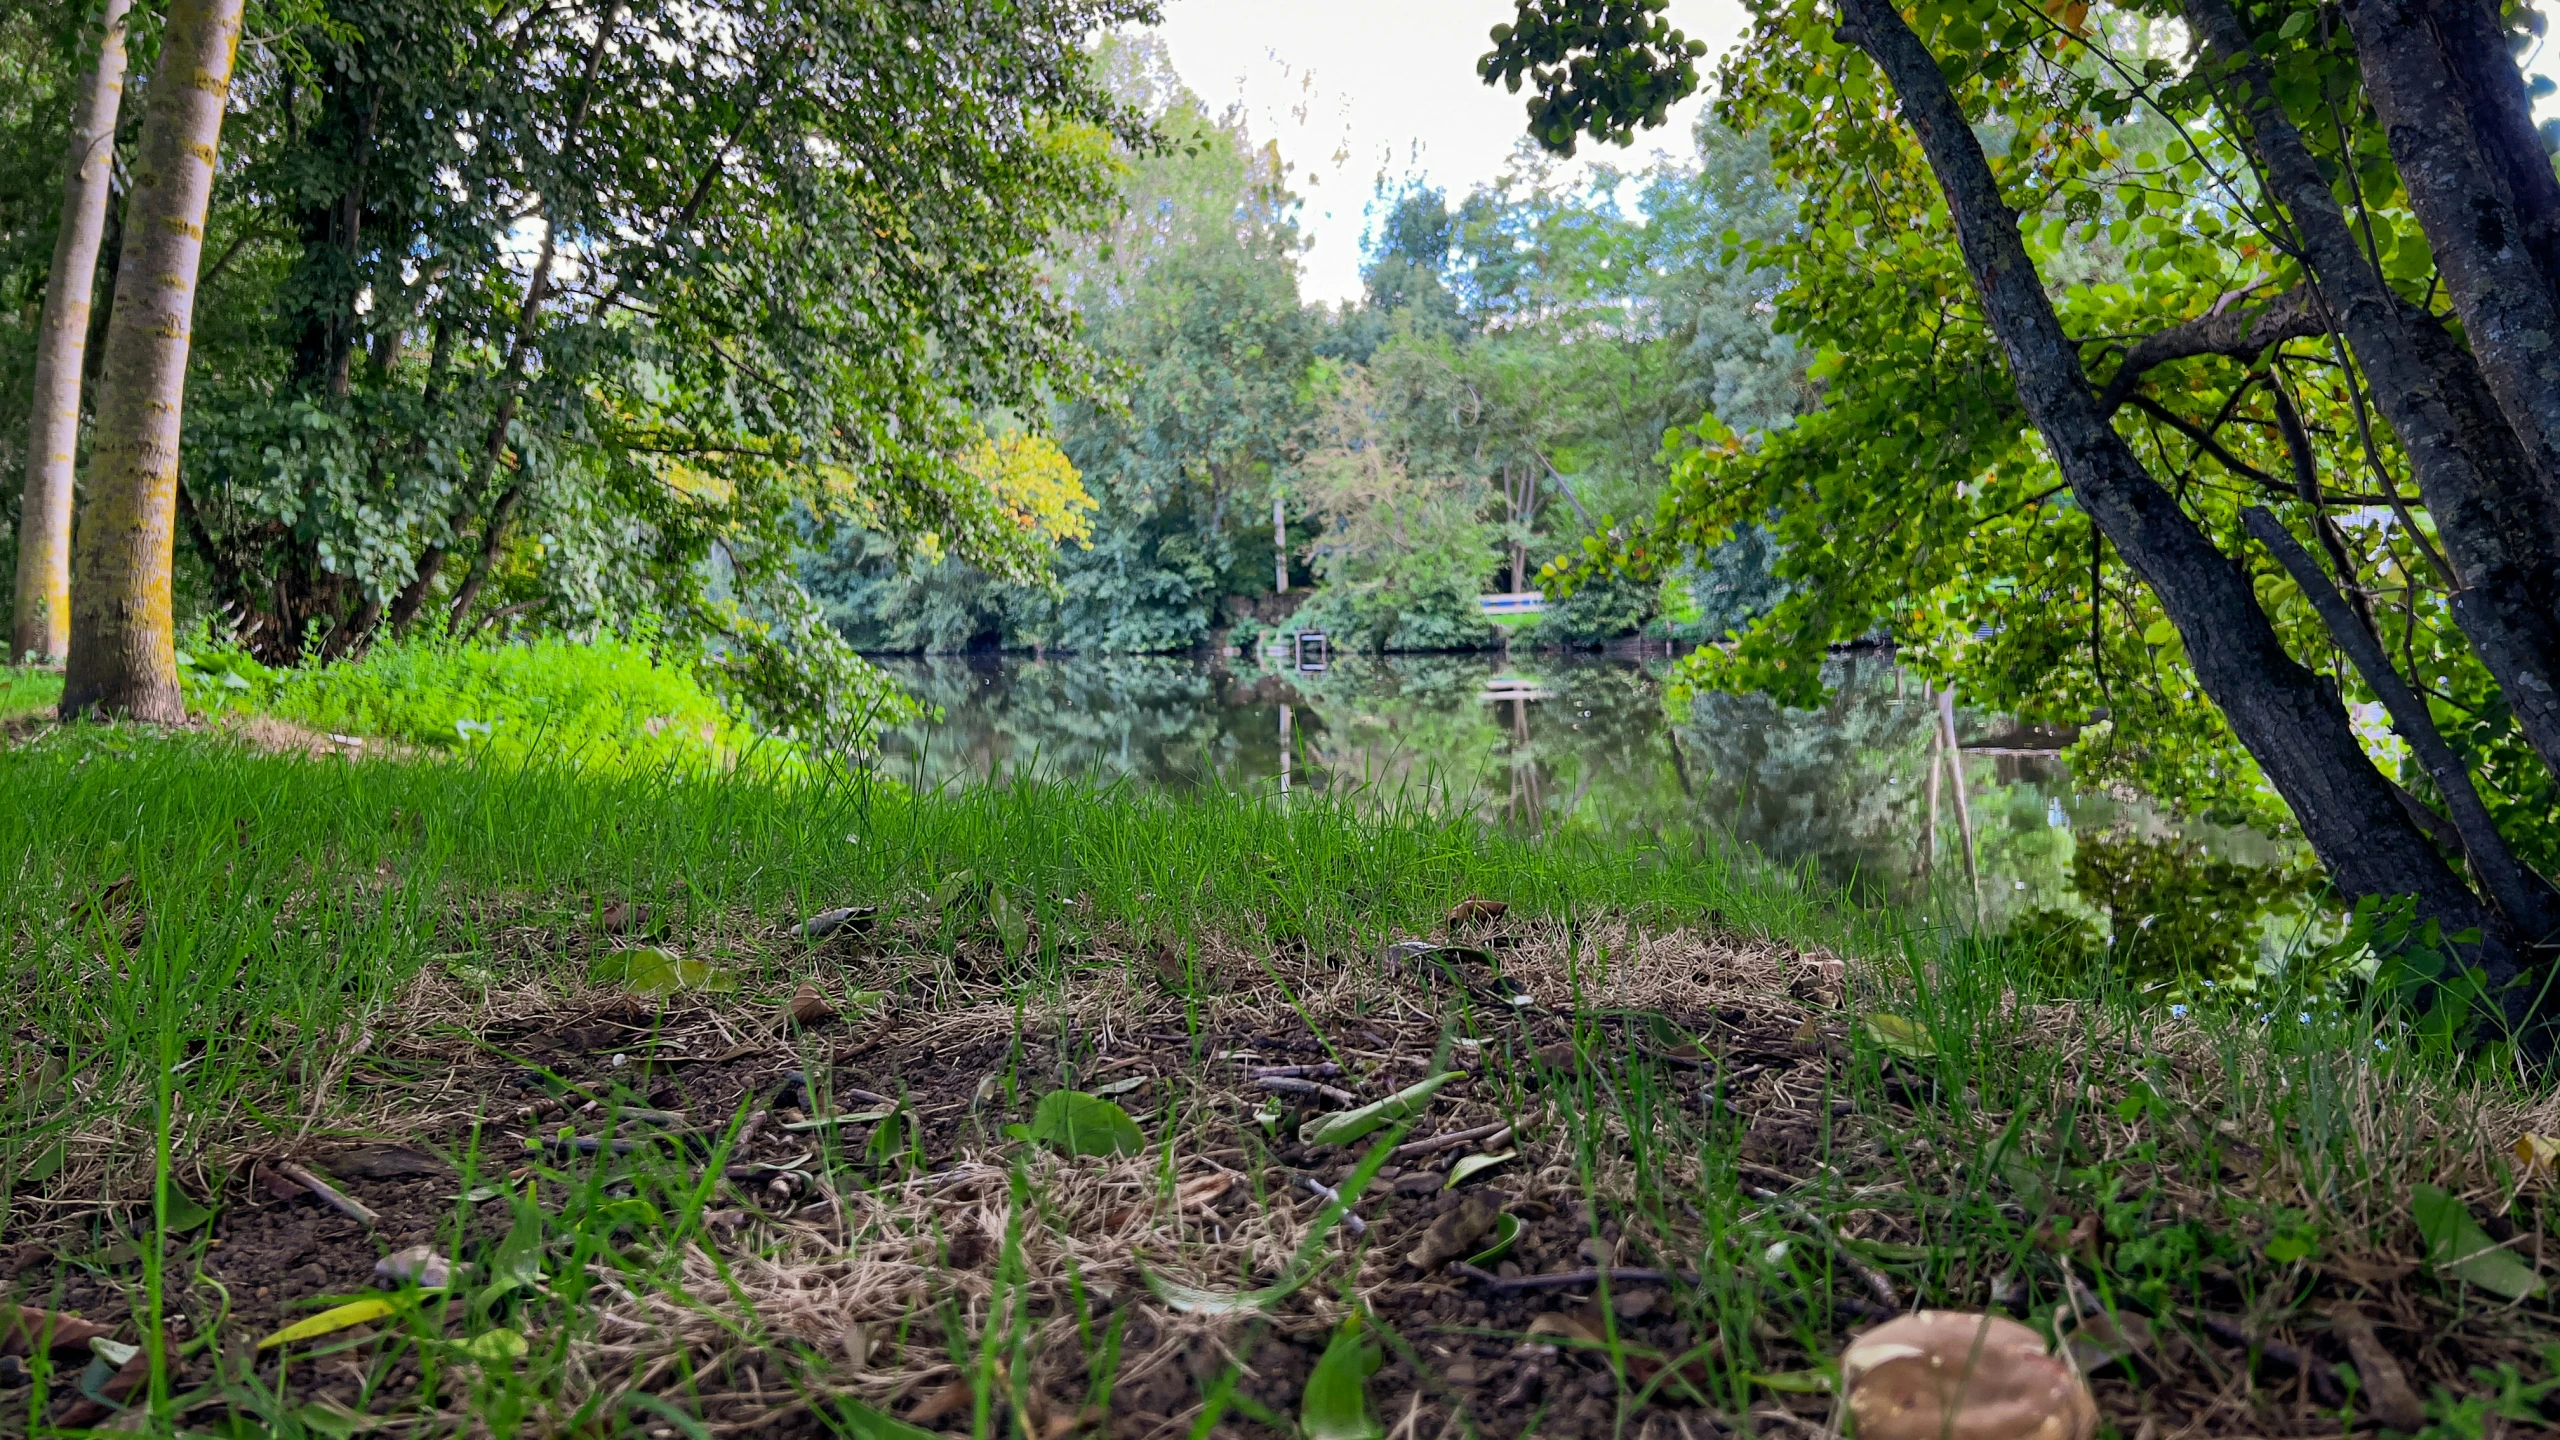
{"left": 1830, "top": 0, "right": 2532, "bottom": 1022}
{"left": 12, "top": 0, "right": 134, "bottom": 666}
{"left": 2183, "top": 0, "right": 2560, "bottom": 788}
{"left": 60, "top": 0, "right": 246, "bottom": 721}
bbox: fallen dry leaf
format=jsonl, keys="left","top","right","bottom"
{"left": 906, "top": 1381, "right": 972, "bottom": 1426}
{"left": 1843, "top": 1310, "right": 2095, "bottom": 1440}
{"left": 1103, "top": 1169, "right": 1236, "bottom": 1229}
{"left": 2328, "top": 1305, "right": 2423, "bottom": 1432}
{"left": 2516, "top": 1133, "right": 2560, "bottom": 1177}
{"left": 786, "top": 982, "right": 836, "bottom": 1027}
{"left": 0, "top": 1303, "right": 115, "bottom": 1359}
{"left": 52, "top": 1338, "right": 153, "bottom": 1428}
{"left": 1446, "top": 897, "right": 1509, "bottom": 927}
{"left": 1408, "top": 1192, "right": 1502, "bottom": 1270}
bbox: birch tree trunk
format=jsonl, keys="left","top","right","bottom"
{"left": 11, "top": 0, "right": 134, "bottom": 666}
{"left": 60, "top": 0, "right": 244, "bottom": 721}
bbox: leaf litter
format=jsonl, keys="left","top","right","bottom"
{"left": 8, "top": 904, "right": 2558, "bottom": 1439}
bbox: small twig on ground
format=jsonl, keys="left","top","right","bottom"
{"left": 1746, "top": 1185, "right": 1898, "bottom": 1313}
{"left": 274, "top": 1161, "right": 379, "bottom": 1227}
{"left": 2194, "top": 1312, "right": 2344, "bottom": 1404}
{"left": 1254, "top": 1076, "right": 1358, "bottom": 1106}
{"left": 1248, "top": 1063, "right": 1344, "bottom": 1080}
{"left": 1396, "top": 1122, "right": 1510, "bottom": 1159}
{"left": 1298, "top": 1175, "right": 1367, "bottom": 1236}
{"left": 1452, "top": 1264, "right": 1691, "bottom": 1292}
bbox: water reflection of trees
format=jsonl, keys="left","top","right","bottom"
{"left": 1670, "top": 654, "right": 1940, "bottom": 904}
{"left": 875, "top": 655, "right": 1277, "bottom": 788}
{"left": 869, "top": 650, "right": 2287, "bottom": 942}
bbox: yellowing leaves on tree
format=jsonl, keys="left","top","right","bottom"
{"left": 964, "top": 432, "right": 1097, "bottom": 547}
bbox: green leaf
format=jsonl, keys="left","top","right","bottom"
{"left": 1299, "top": 1071, "right": 1457, "bottom": 1146}
{"left": 2277, "top": 9, "right": 2312, "bottom": 37}
{"left": 2413, "top": 1184, "right": 2544, "bottom": 1298}
{"left": 1751, "top": 1368, "right": 1836, "bottom": 1394}
{"left": 480, "top": 1203, "right": 547, "bottom": 1307}
{"left": 159, "top": 1188, "right": 218, "bottom": 1233}
{"left": 1026, "top": 1090, "right": 1145, "bottom": 1157}
{"left": 1465, "top": 1212, "right": 1522, "bottom": 1268}
{"left": 1860, "top": 1013, "right": 1936, "bottom": 1059}
{"left": 1301, "top": 1311, "right": 1385, "bottom": 1440}
{"left": 1445, "top": 1151, "right": 1518, "bottom": 1188}
{"left": 460, "top": 1328, "right": 528, "bottom": 1363}
{"left": 834, "top": 1397, "right": 944, "bottom": 1440}
{"left": 588, "top": 946, "right": 736, "bottom": 997}
{"left": 259, "top": 1296, "right": 400, "bottom": 1349}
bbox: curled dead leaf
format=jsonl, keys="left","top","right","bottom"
{"left": 1447, "top": 897, "right": 1509, "bottom": 928}
{"left": 1408, "top": 1192, "right": 1502, "bottom": 1271}
{"left": 786, "top": 982, "right": 836, "bottom": 1027}
{"left": 1843, "top": 1311, "right": 2094, "bottom": 1440}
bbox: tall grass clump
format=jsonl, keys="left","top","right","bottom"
{"left": 178, "top": 630, "right": 753, "bottom": 772}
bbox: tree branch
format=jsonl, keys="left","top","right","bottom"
{"left": 2092, "top": 286, "right": 2325, "bottom": 414}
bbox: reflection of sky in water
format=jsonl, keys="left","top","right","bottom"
{"left": 873, "top": 650, "right": 2276, "bottom": 921}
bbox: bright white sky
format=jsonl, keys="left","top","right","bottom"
{"left": 1149, "top": 0, "right": 1752, "bottom": 307}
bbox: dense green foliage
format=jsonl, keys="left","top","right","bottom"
{"left": 1530, "top": 0, "right": 2560, "bottom": 919}
{"left": 3, "top": 0, "right": 1149, "bottom": 744}
{"left": 805, "top": 46, "right": 1806, "bottom": 658}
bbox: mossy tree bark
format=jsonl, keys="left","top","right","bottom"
{"left": 61, "top": 0, "right": 245, "bottom": 721}
{"left": 12, "top": 0, "right": 134, "bottom": 667}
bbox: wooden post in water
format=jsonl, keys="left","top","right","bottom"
{"left": 1938, "top": 688, "right": 1982, "bottom": 920}
{"left": 1920, "top": 689, "right": 1942, "bottom": 877}
{"left": 1278, "top": 703, "right": 1291, "bottom": 797}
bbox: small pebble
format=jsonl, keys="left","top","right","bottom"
{"left": 1444, "top": 1360, "right": 1480, "bottom": 1385}
{"left": 1612, "top": 1289, "right": 1658, "bottom": 1321}
{"left": 1393, "top": 1172, "right": 1442, "bottom": 1196}
{"left": 1583, "top": 1370, "right": 1617, "bottom": 1398}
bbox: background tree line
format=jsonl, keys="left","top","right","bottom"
{"left": 804, "top": 35, "right": 1808, "bottom": 659}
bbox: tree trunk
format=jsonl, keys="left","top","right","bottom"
{"left": 12, "top": 0, "right": 134, "bottom": 666}
{"left": 2344, "top": 0, "right": 2560, "bottom": 517}
{"left": 60, "top": 0, "right": 246, "bottom": 722}
{"left": 2432, "top": 0, "right": 2560, "bottom": 349}
{"left": 2184, "top": 0, "right": 2560, "bottom": 785}
{"left": 2243, "top": 507, "right": 2560, "bottom": 943}
{"left": 1833, "top": 0, "right": 2529, "bottom": 1013}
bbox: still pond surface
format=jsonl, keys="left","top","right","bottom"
{"left": 873, "top": 649, "right": 2288, "bottom": 932}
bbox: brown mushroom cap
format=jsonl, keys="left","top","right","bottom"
{"left": 1843, "top": 1310, "right": 2096, "bottom": 1440}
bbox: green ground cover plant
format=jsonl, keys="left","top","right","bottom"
{"left": 1, "top": 730, "right": 2554, "bottom": 1439}
{"left": 167, "top": 634, "right": 760, "bottom": 775}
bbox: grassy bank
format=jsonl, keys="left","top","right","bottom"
{"left": 2, "top": 729, "right": 2554, "bottom": 1438}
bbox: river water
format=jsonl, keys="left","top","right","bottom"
{"left": 873, "top": 648, "right": 2285, "bottom": 929}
